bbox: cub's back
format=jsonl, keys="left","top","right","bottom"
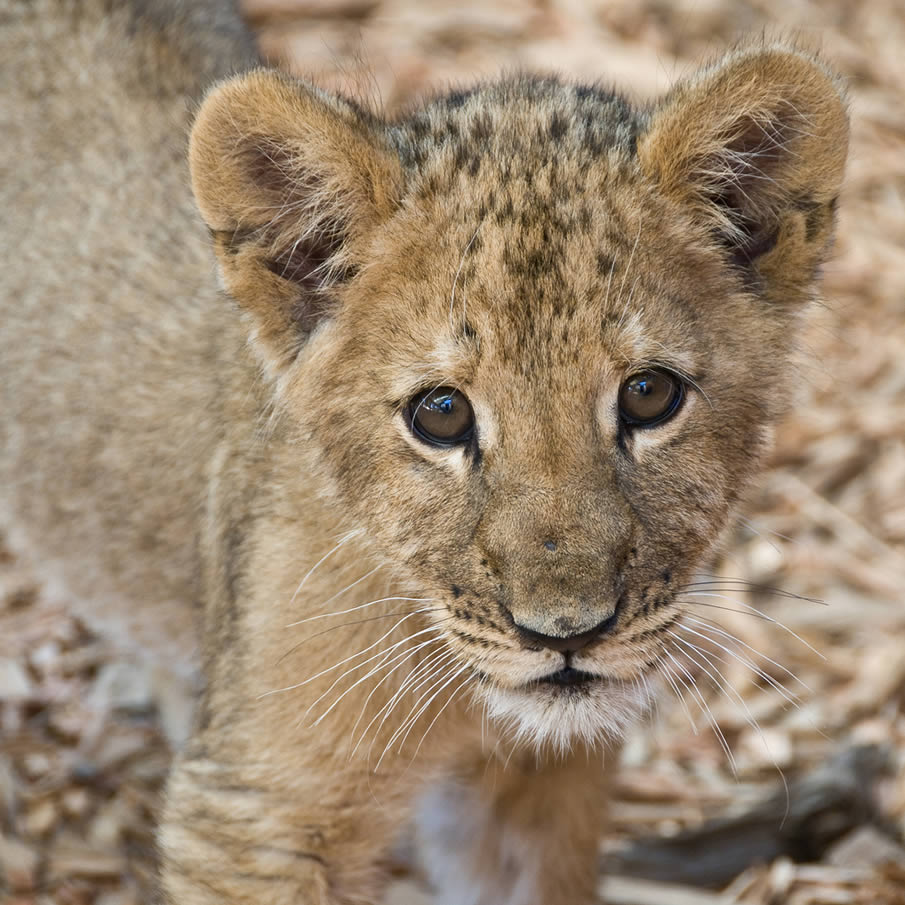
{"left": 0, "top": 0, "right": 256, "bottom": 663}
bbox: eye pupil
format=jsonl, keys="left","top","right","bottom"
{"left": 618, "top": 369, "right": 684, "bottom": 427}
{"left": 408, "top": 387, "right": 475, "bottom": 446}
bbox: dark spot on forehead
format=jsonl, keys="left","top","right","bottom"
{"left": 452, "top": 143, "right": 469, "bottom": 172}
{"left": 597, "top": 252, "right": 616, "bottom": 277}
{"left": 471, "top": 112, "right": 493, "bottom": 143}
{"left": 549, "top": 112, "right": 568, "bottom": 141}
{"left": 625, "top": 130, "right": 638, "bottom": 156}
{"left": 408, "top": 115, "right": 430, "bottom": 139}
{"left": 495, "top": 197, "right": 515, "bottom": 226}
{"left": 446, "top": 89, "right": 474, "bottom": 109}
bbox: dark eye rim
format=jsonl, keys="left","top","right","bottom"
{"left": 618, "top": 368, "right": 686, "bottom": 428}
{"left": 406, "top": 386, "right": 476, "bottom": 448}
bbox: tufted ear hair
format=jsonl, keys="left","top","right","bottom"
{"left": 189, "top": 69, "right": 403, "bottom": 373}
{"left": 638, "top": 43, "right": 849, "bottom": 296}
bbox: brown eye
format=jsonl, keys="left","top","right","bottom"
{"left": 408, "top": 387, "right": 475, "bottom": 446}
{"left": 618, "top": 369, "right": 684, "bottom": 427}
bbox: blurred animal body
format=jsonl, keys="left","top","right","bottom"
{"left": 0, "top": 0, "right": 848, "bottom": 902}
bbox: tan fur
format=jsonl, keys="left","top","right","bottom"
{"left": 0, "top": 2, "right": 848, "bottom": 901}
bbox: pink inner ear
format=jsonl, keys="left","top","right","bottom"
{"left": 721, "top": 101, "right": 807, "bottom": 192}
{"left": 264, "top": 221, "right": 350, "bottom": 290}
{"left": 699, "top": 107, "right": 806, "bottom": 262}
{"left": 236, "top": 138, "right": 358, "bottom": 317}
{"left": 241, "top": 138, "right": 300, "bottom": 200}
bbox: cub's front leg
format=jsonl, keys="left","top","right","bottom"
{"left": 158, "top": 735, "right": 414, "bottom": 905}
{"left": 417, "top": 745, "right": 613, "bottom": 905}
{"left": 156, "top": 555, "right": 425, "bottom": 903}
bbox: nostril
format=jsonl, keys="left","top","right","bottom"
{"left": 596, "top": 609, "right": 619, "bottom": 636}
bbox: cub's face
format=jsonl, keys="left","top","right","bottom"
{"left": 191, "top": 50, "right": 848, "bottom": 748}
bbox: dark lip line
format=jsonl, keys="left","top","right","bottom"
{"left": 523, "top": 652, "right": 664, "bottom": 691}
{"left": 528, "top": 666, "right": 604, "bottom": 688}
{"left": 471, "top": 649, "right": 663, "bottom": 692}
{"left": 470, "top": 667, "right": 605, "bottom": 691}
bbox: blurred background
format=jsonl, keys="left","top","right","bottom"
{"left": 1, "top": 1, "right": 904, "bottom": 903}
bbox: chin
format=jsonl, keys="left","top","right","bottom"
{"left": 480, "top": 672, "right": 653, "bottom": 755}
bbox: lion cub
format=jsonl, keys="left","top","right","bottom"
{"left": 1, "top": 0, "right": 847, "bottom": 901}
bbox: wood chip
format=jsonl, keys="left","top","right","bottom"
{"left": 599, "top": 876, "right": 731, "bottom": 905}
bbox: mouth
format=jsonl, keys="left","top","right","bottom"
{"left": 530, "top": 666, "right": 602, "bottom": 689}
{"left": 480, "top": 664, "right": 647, "bottom": 751}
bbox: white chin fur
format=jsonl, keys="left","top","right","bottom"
{"left": 481, "top": 679, "right": 651, "bottom": 754}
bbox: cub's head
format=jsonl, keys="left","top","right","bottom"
{"left": 190, "top": 44, "right": 847, "bottom": 750}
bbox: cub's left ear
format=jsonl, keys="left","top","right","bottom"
{"left": 638, "top": 44, "right": 849, "bottom": 295}
{"left": 190, "top": 69, "right": 404, "bottom": 374}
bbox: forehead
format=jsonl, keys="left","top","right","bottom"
{"left": 362, "top": 218, "right": 703, "bottom": 420}
{"left": 390, "top": 75, "right": 641, "bottom": 175}
{"left": 360, "top": 78, "right": 715, "bottom": 385}
{"left": 389, "top": 77, "right": 644, "bottom": 279}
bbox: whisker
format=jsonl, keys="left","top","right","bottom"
{"left": 659, "top": 662, "right": 698, "bottom": 735}
{"left": 391, "top": 664, "right": 471, "bottom": 763}
{"left": 669, "top": 632, "right": 791, "bottom": 816}
{"left": 673, "top": 599, "right": 779, "bottom": 623}
{"left": 276, "top": 606, "right": 443, "bottom": 667}
{"left": 285, "top": 564, "right": 385, "bottom": 624}
{"left": 305, "top": 622, "right": 448, "bottom": 709}
{"left": 413, "top": 674, "right": 473, "bottom": 759}
{"left": 680, "top": 616, "right": 811, "bottom": 697}
{"left": 664, "top": 649, "right": 737, "bottom": 775}
{"left": 640, "top": 672, "right": 660, "bottom": 724}
{"left": 316, "top": 563, "right": 385, "bottom": 605}
{"left": 307, "top": 633, "right": 445, "bottom": 728}
{"left": 737, "top": 515, "right": 797, "bottom": 549}
{"left": 377, "top": 663, "right": 468, "bottom": 770}
{"left": 286, "top": 594, "right": 436, "bottom": 628}
{"left": 351, "top": 645, "right": 456, "bottom": 757}
{"left": 481, "top": 694, "right": 487, "bottom": 752}
{"left": 679, "top": 592, "right": 826, "bottom": 659}
{"left": 678, "top": 618, "right": 832, "bottom": 746}
{"left": 680, "top": 580, "right": 824, "bottom": 605}
{"left": 675, "top": 626, "right": 802, "bottom": 712}
{"left": 259, "top": 615, "right": 439, "bottom": 698}
{"left": 288, "top": 530, "right": 361, "bottom": 606}
{"left": 389, "top": 654, "right": 463, "bottom": 738}
{"left": 671, "top": 631, "right": 789, "bottom": 719}
{"left": 613, "top": 218, "right": 643, "bottom": 328}
{"left": 615, "top": 275, "right": 642, "bottom": 331}
{"left": 373, "top": 660, "right": 461, "bottom": 769}
{"left": 449, "top": 223, "right": 482, "bottom": 331}
{"left": 363, "top": 648, "right": 463, "bottom": 762}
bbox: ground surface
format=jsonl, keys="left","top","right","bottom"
{"left": 2, "top": 0, "right": 905, "bottom": 903}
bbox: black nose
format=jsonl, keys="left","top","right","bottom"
{"left": 514, "top": 611, "right": 619, "bottom": 653}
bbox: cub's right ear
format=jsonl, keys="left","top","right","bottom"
{"left": 190, "top": 69, "right": 403, "bottom": 374}
{"left": 638, "top": 44, "right": 848, "bottom": 302}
